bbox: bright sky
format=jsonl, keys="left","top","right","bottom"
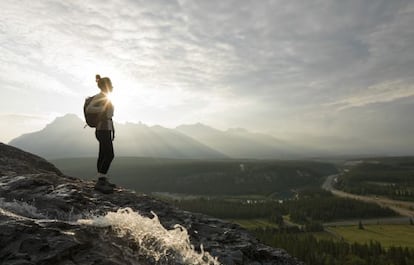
{"left": 1, "top": 0, "right": 414, "bottom": 154}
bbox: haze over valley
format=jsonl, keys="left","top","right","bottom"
{"left": 7, "top": 114, "right": 414, "bottom": 160}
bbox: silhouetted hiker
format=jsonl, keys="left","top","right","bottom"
{"left": 85, "top": 74, "right": 116, "bottom": 193}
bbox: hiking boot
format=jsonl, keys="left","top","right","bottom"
{"left": 94, "top": 177, "right": 115, "bottom": 194}
{"left": 98, "top": 176, "right": 116, "bottom": 188}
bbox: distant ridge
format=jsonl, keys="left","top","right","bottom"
{"left": 9, "top": 114, "right": 297, "bottom": 160}
{"left": 176, "top": 123, "right": 296, "bottom": 159}
{"left": 9, "top": 114, "right": 227, "bottom": 159}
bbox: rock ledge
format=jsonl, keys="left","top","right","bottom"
{"left": 0, "top": 143, "right": 304, "bottom": 265}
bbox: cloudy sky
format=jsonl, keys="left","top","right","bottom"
{"left": 1, "top": 0, "right": 414, "bottom": 154}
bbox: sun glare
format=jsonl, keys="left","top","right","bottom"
{"left": 101, "top": 77, "right": 137, "bottom": 123}
{"left": 103, "top": 78, "right": 130, "bottom": 107}
{"left": 105, "top": 92, "right": 116, "bottom": 104}
{"left": 105, "top": 91, "right": 128, "bottom": 110}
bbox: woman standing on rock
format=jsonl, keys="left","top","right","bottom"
{"left": 85, "top": 74, "right": 116, "bottom": 193}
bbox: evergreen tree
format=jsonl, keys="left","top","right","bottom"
{"left": 358, "top": 220, "right": 364, "bottom": 230}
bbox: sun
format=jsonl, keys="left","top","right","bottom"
{"left": 105, "top": 92, "right": 116, "bottom": 104}
{"left": 104, "top": 91, "right": 126, "bottom": 108}
{"left": 102, "top": 88, "right": 134, "bottom": 123}
{"left": 101, "top": 75, "right": 135, "bottom": 108}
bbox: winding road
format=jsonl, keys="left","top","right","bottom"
{"left": 322, "top": 174, "right": 414, "bottom": 222}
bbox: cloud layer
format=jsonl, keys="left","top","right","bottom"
{"left": 1, "top": 0, "right": 414, "bottom": 153}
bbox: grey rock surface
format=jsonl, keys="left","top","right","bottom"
{"left": 0, "top": 143, "right": 304, "bottom": 265}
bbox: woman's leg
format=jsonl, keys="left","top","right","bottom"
{"left": 95, "top": 130, "right": 114, "bottom": 174}
{"left": 96, "top": 131, "right": 104, "bottom": 173}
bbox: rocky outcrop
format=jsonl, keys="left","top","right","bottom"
{"left": 0, "top": 143, "right": 304, "bottom": 265}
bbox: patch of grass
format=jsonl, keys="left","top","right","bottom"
{"left": 311, "top": 231, "right": 337, "bottom": 241}
{"left": 227, "top": 219, "right": 279, "bottom": 230}
{"left": 282, "top": 215, "right": 301, "bottom": 227}
{"left": 328, "top": 225, "right": 414, "bottom": 249}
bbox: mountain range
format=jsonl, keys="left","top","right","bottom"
{"left": 9, "top": 114, "right": 300, "bottom": 159}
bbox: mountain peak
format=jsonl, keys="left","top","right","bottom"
{"left": 176, "top": 122, "right": 219, "bottom": 131}
{"left": 44, "top": 113, "right": 83, "bottom": 130}
{"left": 53, "top": 113, "right": 82, "bottom": 123}
{"left": 176, "top": 123, "right": 222, "bottom": 137}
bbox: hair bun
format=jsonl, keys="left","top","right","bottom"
{"left": 96, "top": 74, "right": 101, "bottom": 83}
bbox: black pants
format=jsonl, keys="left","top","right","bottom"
{"left": 95, "top": 130, "right": 114, "bottom": 174}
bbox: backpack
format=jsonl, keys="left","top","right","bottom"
{"left": 84, "top": 96, "right": 102, "bottom": 128}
